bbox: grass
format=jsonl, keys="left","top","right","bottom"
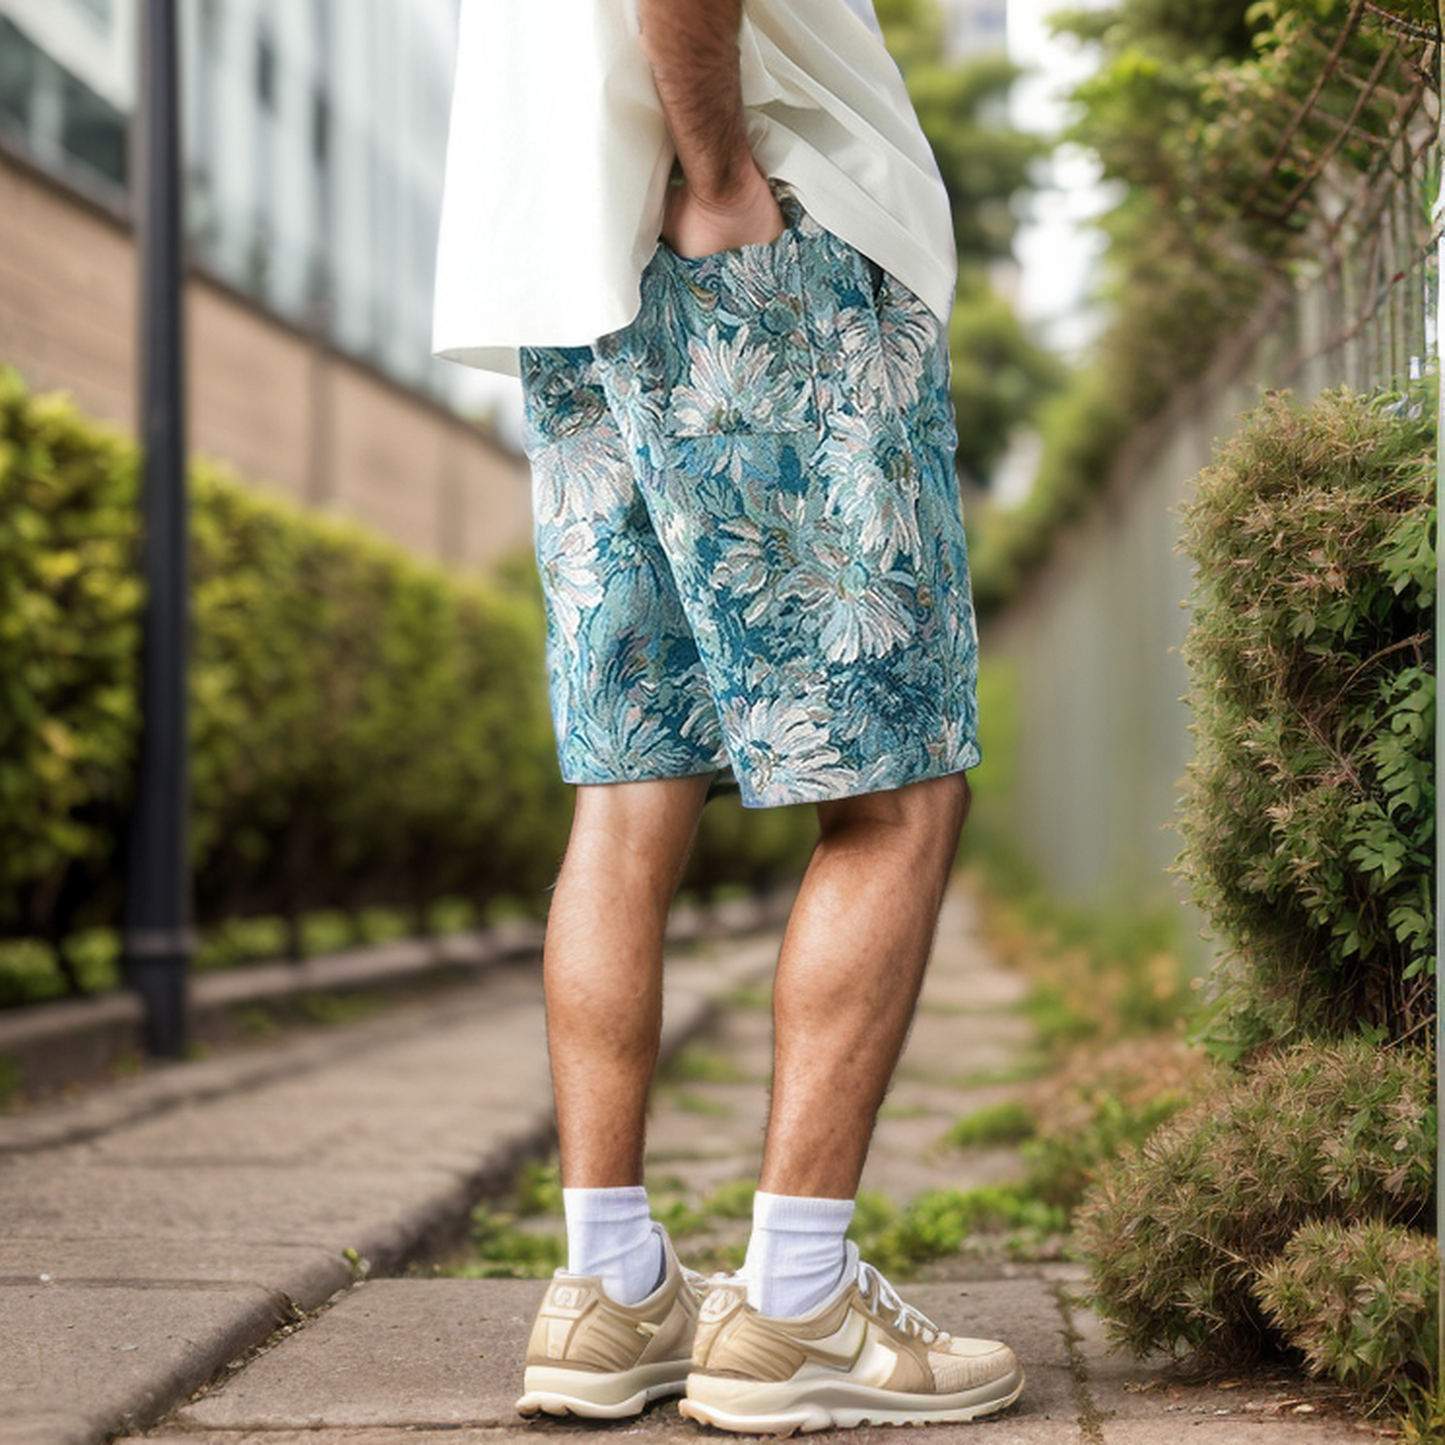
{"left": 662, "top": 1043, "right": 753, "bottom": 1085}
{"left": 446, "top": 1162, "right": 760, "bottom": 1280}
{"left": 945, "top": 1100, "right": 1037, "bottom": 1148}
{"left": 663, "top": 1088, "right": 736, "bottom": 1117}
{"left": 848, "top": 1186, "right": 1070, "bottom": 1274}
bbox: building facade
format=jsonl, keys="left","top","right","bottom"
{"left": 0, "top": 0, "right": 530, "bottom": 567}
{"left": 940, "top": 0, "right": 1008, "bottom": 57}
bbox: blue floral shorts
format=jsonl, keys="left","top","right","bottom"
{"left": 518, "top": 188, "right": 982, "bottom": 809}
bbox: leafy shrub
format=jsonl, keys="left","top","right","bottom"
{"left": 1176, "top": 389, "right": 1435, "bottom": 1051}
{"left": 0, "top": 370, "right": 141, "bottom": 933}
{"left": 1019, "top": 1037, "right": 1202, "bottom": 1210}
{"left": 1079, "top": 1039, "right": 1433, "bottom": 1365}
{"left": 0, "top": 367, "right": 813, "bottom": 995}
{"left": 1254, "top": 1219, "right": 1436, "bottom": 1398}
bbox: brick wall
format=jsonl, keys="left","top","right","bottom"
{"left": 0, "top": 143, "right": 532, "bottom": 571}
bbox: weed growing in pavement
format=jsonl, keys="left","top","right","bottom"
{"left": 665, "top": 1088, "right": 735, "bottom": 1116}
{"left": 513, "top": 1159, "right": 563, "bottom": 1217}
{"left": 848, "top": 1186, "right": 1069, "bottom": 1275}
{"left": 662, "top": 1043, "right": 752, "bottom": 1085}
{"left": 945, "top": 1100, "right": 1035, "bottom": 1148}
{"left": 448, "top": 1166, "right": 760, "bottom": 1279}
{"left": 455, "top": 1204, "right": 566, "bottom": 1279}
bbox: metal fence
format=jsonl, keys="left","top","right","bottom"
{"left": 984, "top": 3, "right": 1441, "bottom": 948}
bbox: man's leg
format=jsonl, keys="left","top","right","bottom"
{"left": 763, "top": 770, "right": 970, "bottom": 1197}
{"left": 545, "top": 772, "right": 714, "bottom": 1190}
{"left": 516, "top": 774, "right": 714, "bottom": 1421}
{"left": 686, "top": 770, "right": 1022, "bottom": 1434}
{"left": 737, "top": 771, "right": 970, "bottom": 1316}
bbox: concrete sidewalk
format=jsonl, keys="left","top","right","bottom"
{"left": 0, "top": 911, "right": 785, "bottom": 1445}
{"left": 1, "top": 887, "right": 1375, "bottom": 1445}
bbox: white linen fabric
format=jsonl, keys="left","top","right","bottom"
{"left": 431, "top": 0, "right": 957, "bottom": 376}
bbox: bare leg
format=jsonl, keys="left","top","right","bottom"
{"left": 761, "top": 772, "right": 972, "bottom": 1199}
{"left": 544, "top": 773, "right": 714, "bottom": 1189}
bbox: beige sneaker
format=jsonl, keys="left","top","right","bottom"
{"left": 515, "top": 1227, "right": 703, "bottom": 1419}
{"left": 680, "top": 1244, "right": 1023, "bottom": 1434}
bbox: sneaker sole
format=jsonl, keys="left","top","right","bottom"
{"left": 516, "top": 1361, "right": 691, "bottom": 1420}
{"left": 679, "top": 1367, "right": 1025, "bottom": 1435}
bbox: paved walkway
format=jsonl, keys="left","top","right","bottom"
{"left": 0, "top": 885, "right": 1373, "bottom": 1445}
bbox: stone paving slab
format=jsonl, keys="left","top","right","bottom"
{"left": 169, "top": 1279, "right": 1075, "bottom": 1434}
{"left": 145, "top": 1271, "right": 1363, "bottom": 1445}
{"left": 0, "top": 1279, "right": 290, "bottom": 1445}
{"left": 0, "top": 926, "right": 783, "bottom": 1445}
{"left": 0, "top": 1239, "right": 351, "bottom": 1309}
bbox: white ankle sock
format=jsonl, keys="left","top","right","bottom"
{"left": 562, "top": 1186, "right": 663, "bottom": 1305}
{"left": 739, "top": 1190, "right": 855, "bottom": 1318}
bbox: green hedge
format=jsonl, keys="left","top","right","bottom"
{"left": 0, "top": 366, "right": 813, "bottom": 988}
{"left": 1175, "top": 388, "right": 1434, "bottom": 1053}
{"left": 1079, "top": 1040, "right": 1434, "bottom": 1390}
{"left": 1080, "top": 388, "right": 1438, "bottom": 1410}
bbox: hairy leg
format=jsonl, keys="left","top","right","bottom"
{"left": 544, "top": 773, "right": 714, "bottom": 1189}
{"left": 761, "top": 772, "right": 972, "bottom": 1198}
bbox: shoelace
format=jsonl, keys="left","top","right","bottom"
{"left": 858, "top": 1261, "right": 944, "bottom": 1345}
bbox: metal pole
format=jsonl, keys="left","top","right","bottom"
{"left": 124, "top": 0, "right": 192, "bottom": 1058}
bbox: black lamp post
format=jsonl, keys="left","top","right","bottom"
{"left": 124, "top": 0, "right": 192, "bottom": 1058}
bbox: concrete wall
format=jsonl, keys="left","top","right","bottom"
{"left": 978, "top": 279, "right": 1363, "bottom": 959}
{"left": 0, "top": 143, "right": 532, "bottom": 570}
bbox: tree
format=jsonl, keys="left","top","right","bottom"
{"left": 876, "top": 0, "right": 1062, "bottom": 483}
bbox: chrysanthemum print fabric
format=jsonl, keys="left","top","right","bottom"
{"left": 520, "top": 194, "right": 981, "bottom": 808}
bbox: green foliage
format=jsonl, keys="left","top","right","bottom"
{"left": 949, "top": 283, "right": 1067, "bottom": 484}
{"left": 875, "top": 1, "right": 1045, "bottom": 265}
{"left": 1176, "top": 389, "right": 1435, "bottom": 1050}
{"left": 0, "top": 369, "right": 141, "bottom": 926}
{"left": 946, "top": 1099, "right": 1036, "bottom": 1148}
{"left": 849, "top": 1185, "right": 1069, "bottom": 1275}
{"left": 1255, "top": 1220, "right": 1436, "bottom": 1399}
{"left": 1079, "top": 1039, "right": 1434, "bottom": 1367}
{"left": 971, "top": 0, "right": 1428, "bottom": 612}
{"left": 459, "top": 1204, "right": 566, "bottom": 1279}
{"left": 0, "top": 368, "right": 814, "bottom": 997}
{"left": 875, "top": 0, "right": 1060, "bottom": 486}
{"left": 1021, "top": 1070, "right": 1193, "bottom": 1210}
{"left": 514, "top": 1159, "right": 565, "bottom": 1218}
{"left": 980, "top": 874, "right": 1196, "bottom": 1055}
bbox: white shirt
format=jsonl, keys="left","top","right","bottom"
{"left": 431, "top": 0, "right": 956, "bottom": 376}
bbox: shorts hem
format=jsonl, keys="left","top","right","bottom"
{"left": 734, "top": 742, "right": 982, "bottom": 810}
{"left": 558, "top": 761, "right": 726, "bottom": 789}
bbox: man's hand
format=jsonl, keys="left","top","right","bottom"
{"left": 662, "top": 163, "right": 784, "bottom": 259}
{"left": 639, "top": 0, "right": 783, "bottom": 259}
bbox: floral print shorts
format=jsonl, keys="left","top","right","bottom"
{"left": 518, "top": 188, "right": 982, "bottom": 809}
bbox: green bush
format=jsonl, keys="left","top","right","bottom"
{"left": 0, "top": 366, "right": 813, "bottom": 995}
{"left": 1079, "top": 1039, "right": 1434, "bottom": 1366}
{"left": 1176, "top": 388, "right": 1434, "bottom": 1054}
{"left": 1254, "top": 1219, "right": 1436, "bottom": 1398}
{"left": 0, "top": 370, "right": 141, "bottom": 931}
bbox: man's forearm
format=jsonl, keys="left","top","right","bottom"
{"left": 638, "top": 0, "right": 750, "bottom": 203}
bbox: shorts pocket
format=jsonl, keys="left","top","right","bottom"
{"left": 659, "top": 228, "right": 818, "bottom": 437}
